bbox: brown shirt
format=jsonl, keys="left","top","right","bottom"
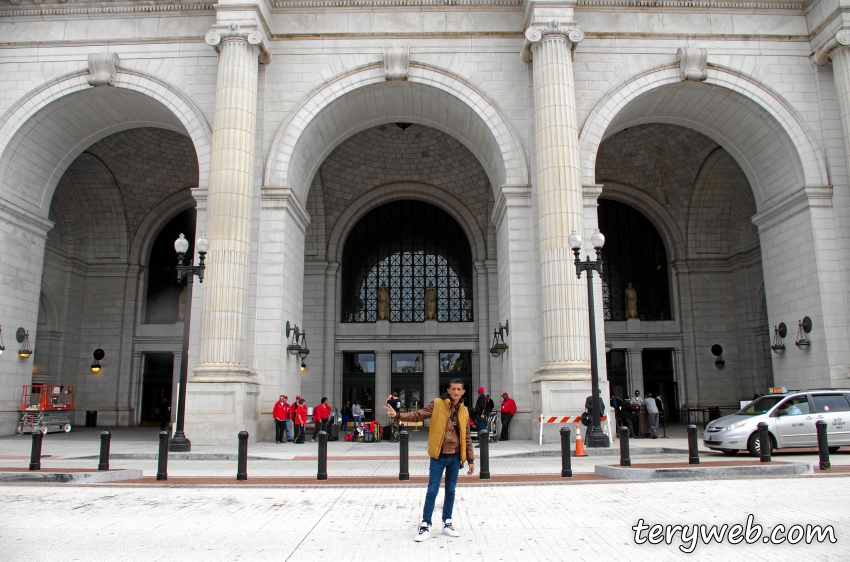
{"left": 397, "top": 400, "right": 475, "bottom": 462}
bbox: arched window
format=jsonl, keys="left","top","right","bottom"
{"left": 341, "top": 201, "right": 474, "bottom": 322}
{"left": 598, "top": 199, "right": 671, "bottom": 321}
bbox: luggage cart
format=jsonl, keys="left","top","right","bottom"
{"left": 18, "top": 385, "right": 74, "bottom": 435}
{"left": 486, "top": 411, "right": 499, "bottom": 443}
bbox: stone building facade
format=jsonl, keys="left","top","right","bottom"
{"left": 1, "top": 0, "right": 849, "bottom": 443}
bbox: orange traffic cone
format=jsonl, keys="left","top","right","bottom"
{"left": 574, "top": 423, "right": 588, "bottom": 457}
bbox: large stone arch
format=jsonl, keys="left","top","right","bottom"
{"left": 0, "top": 68, "right": 211, "bottom": 218}
{"left": 579, "top": 64, "right": 829, "bottom": 210}
{"left": 264, "top": 63, "right": 530, "bottom": 203}
{"left": 327, "top": 182, "right": 488, "bottom": 266}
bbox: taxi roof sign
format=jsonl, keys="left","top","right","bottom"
{"left": 769, "top": 387, "right": 787, "bottom": 394}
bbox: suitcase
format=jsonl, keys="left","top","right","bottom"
{"left": 345, "top": 432, "right": 353, "bottom": 442}
{"left": 364, "top": 430, "right": 375, "bottom": 443}
{"left": 328, "top": 424, "right": 340, "bottom": 441}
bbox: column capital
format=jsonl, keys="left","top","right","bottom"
{"left": 521, "top": 20, "right": 583, "bottom": 63}
{"left": 206, "top": 23, "right": 272, "bottom": 65}
{"left": 813, "top": 28, "right": 850, "bottom": 66}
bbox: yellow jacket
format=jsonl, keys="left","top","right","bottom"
{"left": 398, "top": 397, "right": 473, "bottom": 463}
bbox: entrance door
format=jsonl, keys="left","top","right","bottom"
{"left": 440, "top": 351, "right": 472, "bottom": 410}
{"left": 342, "top": 352, "right": 376, "bottom": 420}
{"left": 642, "top": 349, "right": 678, "bottom": 423}
{"left": 140, "top": 352, "right": 173, "bottom": 425}
{"left": 392, "top": 352, "right": 424, "bottom": 413}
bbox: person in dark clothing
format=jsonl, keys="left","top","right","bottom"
{"left": 619, "top": 399, "right": 637, "bottom": 438}
{"left": 341, "top": 400, "right": 352, "bottom": 431}
{"left": 486, "top": 395, "right": 494, "bottom": 415}
{"left": 474, "top": 387, "right": 488, "bottom": 432}
{"left": 159, "top": 398, "right": 171, "bottom": 431}
{"left": 584, "top": 389, "right": 606, "bottom": 417}
{"left": 387, "top": 393, "right": 402, "bottom": 442}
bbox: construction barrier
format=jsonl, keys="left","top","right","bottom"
{"left": 538, "top": 414, "right": 611, "bottom": 446}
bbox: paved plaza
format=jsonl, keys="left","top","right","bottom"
{"left": 1, "top": 426, "right": 849, "bottom": 560}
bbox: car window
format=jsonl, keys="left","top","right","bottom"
{"left": 735, "top": 396, "right": 783, "bottom": 415}
{"left": 778, "top": 396, "right": 810, "bottom": 416}
{"left": 812, "top": 394, "right": 850, "bottom": 414}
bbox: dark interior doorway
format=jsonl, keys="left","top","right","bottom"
{"left": 642, "top": 349, "right": 679, "bottom": 422}
{"left": 141, "top": 352, "right": 173, "bottom": 425}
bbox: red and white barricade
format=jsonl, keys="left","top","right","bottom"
{"left": 537, "top": 413, "right": 611, "bottom": 445}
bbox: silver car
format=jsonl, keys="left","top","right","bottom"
{"left": 703, "top": 389, "right": 850, "bottom": 456}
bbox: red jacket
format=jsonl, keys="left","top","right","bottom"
{"left": 295, "top": 404, "right": 307, "bottom": 425}
{"left": 500, "top": 397, "right": 517, "bottom": 415}
{"left": 272, "top": 401, "right": 290, "bottom": 420}
{"left": 314, "top": 403, "right": 331, "bottom": 422}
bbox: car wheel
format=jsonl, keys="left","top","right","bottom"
{"left": 721, "top": 449, "right": 739, "bottom": 455}
{"left": 747, "top": 432, "right": 773, "bottom": 457}
{"left": 829, "top": 446, "right": 840, "bottom": 453}
{"left": 63, "top": 423, "right": 72, "bottom": 433}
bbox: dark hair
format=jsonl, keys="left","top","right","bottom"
{"left": 448, "top": 379, "right": 464, "bottom": 388}
{"left": 321, "top": 397, "right": 328, "bottom": 404}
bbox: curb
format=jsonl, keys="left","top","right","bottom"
{"left": 0, "top": 469, "right": 144, "bottom": 483}
{"left": 594, "top": 462, "right": 814, "bottom": 480}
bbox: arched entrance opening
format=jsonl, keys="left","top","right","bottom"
{"left": 0, "top": 79, "right": 208, "bottom": 433}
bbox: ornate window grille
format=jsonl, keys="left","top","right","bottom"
{"left": 341, "top": 201, "right": 474, "bottom": 323}
{"left": 597, "top": 199, "right": 671, "bottom": 321}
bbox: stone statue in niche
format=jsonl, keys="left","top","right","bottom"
{"left": 377, "top": 284, "right": 390, "bottom": 321}
{"left": 424, "top": 283, "right": 437, "bottom": 320}
{"left": 625, "top": 282, "right": 638, "bottom": 319}
{"left": 178, "top": 285, "right": 188, "bottom": 322}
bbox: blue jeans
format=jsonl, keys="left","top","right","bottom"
{"left": 284, "top": 419, "right": 292, "bottom": 441}
{"left": 422, "top": 454, "right": 460, "bottom": 526}
{"left": 475, "top": 415, "right": 487, "bottom": 432}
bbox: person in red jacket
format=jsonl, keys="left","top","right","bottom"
{"left": 311, "top": 397, "right": 332, "bottom": 442}
{"left": 272, "top": 395, "right": 291, "bottom": 444}
{"left": 499, "top": 392, "right": 517, "bottom": 441}
{"left": 294, "top": 399, "right": 307, "bottom": 444}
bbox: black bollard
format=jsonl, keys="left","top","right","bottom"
{"left": 98, "top": 431, "right": 111, "bottom": 471}
{"left": 687, "top": 424, "right": 699, "bottom": 465}
{"left": 399, "top": 430, "right": 410, "bottom": 481}
{"left": 560, "top": 426, "right": 572, "bottom": 477}
{"left": 317, "top": 430, "right": 328, "bottom": 480}
{"left": 156, "top": 431, "right": 169, "bottom": 481}
{"left": 816, "top": 420, "right": 830, "bottom": 471}
{"left": 619, "top": 426, "right": 631, "bottom": 467}
{"left": 478, "top": 430, "right": 490, "bottom": 480}
{"left": 757, "top": 422, "right": 771, "bottom": 463}
{"left": 29, "top": 430, "right": 44, "bottom": 471}
{"left": 237, "top": 431, "right": 249, "bottom": 481}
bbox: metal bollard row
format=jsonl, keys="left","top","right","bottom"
{"left": 399, "top": 430, "right": 409, "bottom": 481}
{"left": 687, "top": 424, "right": 699, "bottom": 465}
{"left": 816, "top": 420, "right": 831, "bottom": 471}
{"left": 317, "top": 431, "right": 328, "bottom": 481}
{"left": 29, "top": 430, "right": 44, "bottom": 471}
{"left": 98, "top": 431, "right": 111, "bottom": 471}
{"left": 157, "top": 431, "right": 169, "bottom": 481}
{"left": 619, "top": 426, "right": 631, "bottom": 467}
{"left": 237, "top": 431, "right": 249, "bottom": 481}
{"left": 560, "top": 426, "right": 572, "bottom": 477}
{"left": 479, "top": 431, "right": 491, "bottom": 480}
{"left": 757, "top": 422, "right": 771, "bottom": 463}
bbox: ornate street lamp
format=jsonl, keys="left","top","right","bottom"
{"left": 170, "top": 232, "right": 209, "bottom": 452}
{"left": 489, "top": 320, "right": 509, "bottom": 358}
{"left": 569, "top": 228, "right": 610, "bottom": 448}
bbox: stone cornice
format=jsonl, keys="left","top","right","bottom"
{"left": 751, "top": 185, "right": 833, "bottom": 232}
{"left": 0, "top": 2, "right": 215, "bottom": 19}
{"left": 492, "top": 185, "right": 532, "bottom": 230}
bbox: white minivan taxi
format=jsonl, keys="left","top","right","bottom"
{"left": 703, "top": 389, "right": 850, "bottom": 456}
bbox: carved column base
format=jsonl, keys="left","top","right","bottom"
{"left": 530, "top": 362, "right": 590, "bottom": 384}
{"left": 532, "top": 378, "right": 611, "bottom": 445}
{"left": 184, "top": 378, "right": 262, "bottom": 446}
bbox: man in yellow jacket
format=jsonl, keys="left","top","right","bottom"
{"left": 385, "top": 378, "right": 475, "bottom": 542}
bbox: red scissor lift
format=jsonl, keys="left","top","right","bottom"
{"left": 18, "top": 385, "right": 75, "bottom": 435}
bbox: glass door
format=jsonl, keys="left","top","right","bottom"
{"left": 342, "top": 352, "right": 375, "bottom": 420}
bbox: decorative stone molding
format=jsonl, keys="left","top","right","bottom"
{"left": 813, "top": 29, "right": 850, "bottom": 66}
{"left": 384, "top": 47, "right": 409, "bottom": 81}
{"left": 87, "top": 53, "right": 119, "bottom": 87}
{"left": 205, "top": 23, "right": 272, "bottom": 65}
{"left": 677, "top": 48, "right": 707, "bottom": 81}
{"left": 521, "top": 21, "right": 583, "bottom": 63}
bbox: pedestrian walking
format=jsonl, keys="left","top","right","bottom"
{"left": 341, "top": 400, "right": 352, "bottom": 431}
{"left": 312, "top": 397, "right": 331, "bottom": 442}
{"left": 474, "top": 387, "right": 487, "bottom": 432}
{"left": 499, "top": 392, "right": 517, "bottom": 441}
{"left": 384, "top": 379, "right": 475, "bottom": 542}
{"left": 272, "top": 395, "right": 291, "bottom": 443}
{"left": 294, "top": 398, "right": 307, "bottom": 444}
{"left": 644, "top": 392, "right": 659, "bottom": 439}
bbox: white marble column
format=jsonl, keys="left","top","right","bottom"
{"left": 526, "top": 22, "right": 589, "bottom": 379}
{"left": 184, "top": 23, "right": 271, "bottom": 445}
{"left": 195, "top": 24, "right": 271, "bottom": 378}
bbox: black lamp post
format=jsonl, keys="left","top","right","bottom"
{"left": 170, "top": 232, "right": 209, "bottom": 452}
{"left": 568, "top": 228, "right": 610, "bottom": 448}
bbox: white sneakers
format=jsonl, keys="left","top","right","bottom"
{"left": 415, "top": 520, "right": 460, "bottom": 542}
{"left": 415, "top": 522, "right": 431, "bottom": 542}
{"left": 442, "top": 520, "right": 460, "bottom": 537}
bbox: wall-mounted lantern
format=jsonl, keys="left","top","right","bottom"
{"left": 489, "top": 320, "right": 509, "bottom": 358}
{"left": 91, "top": 349, "right": 105, "bottom": 373}
{"left": 16, "top": 328, "right": 32, "bottom": 358}
{"left": 286, "top": 321, "right": 310, "bottom": 360}
{"left": 795, "top": 317, "right": 812, "bottom": 349}
{"left": 771, "top": 323, "right": 787, "bottom": 353}
{"left": 711, "top": 344, "right": 724, "bottom": 367}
